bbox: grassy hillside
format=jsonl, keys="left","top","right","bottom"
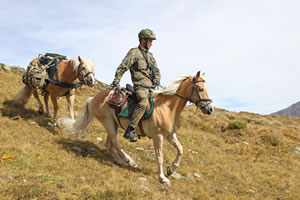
{"left": 0, "top": 70, "right": 300, "bottom": 200}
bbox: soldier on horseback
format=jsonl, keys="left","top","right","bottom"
{"left": 111, "top": 29, "right": 161, "bottom": 142}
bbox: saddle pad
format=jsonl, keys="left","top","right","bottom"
{"left": 118, "top": 97, "right": 154, "bottom": 120}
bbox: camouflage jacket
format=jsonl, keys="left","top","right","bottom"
{"left": 113, "top": 45, "right": 160, "bottom": 88}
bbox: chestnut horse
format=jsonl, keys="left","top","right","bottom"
{"left": 59, "top": 71, "right": 213, "bottom": 186}
{"left": 14, "top": 56, "right": 96, "bottom": 123}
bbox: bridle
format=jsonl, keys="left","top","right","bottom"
{"left": 175, "top": 77, "right": 212, "bottom": 109}
{"left": 77, "top": 64, "right": 95, "bottom": 85}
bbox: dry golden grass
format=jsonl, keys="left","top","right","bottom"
{"left": 1, "top": 70, "right": 300, "bottom": 200}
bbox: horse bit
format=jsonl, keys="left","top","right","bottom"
{"left": 175, "top": 77, "right": 212, "bottom": 109}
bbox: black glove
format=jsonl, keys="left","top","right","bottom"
{"left": 152, "top": 79, "right": 160, "bottom": 88}
{"left": 110, "top": 80, "right": 120, "bottom": 90}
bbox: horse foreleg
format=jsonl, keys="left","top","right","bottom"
{"left": 44, "top": 92, "right": 51, "bottom": 118}
{"left": 66, "top": 94, "right": 75, "bottom": 119}
{"left": 152, "top": 134, "right": 170, "bottom": 186}
{"left": 32, "top": 89, "right": 44, "bottom": 114}
{"left": 166, "top": 133, "right": 183, "bottom": 176}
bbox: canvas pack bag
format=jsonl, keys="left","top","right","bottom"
{"left": 22, "top": 62, "right": 49, "bottom": 89}
{"left": 22, "top": 53, "right": 67, "bottom": 89}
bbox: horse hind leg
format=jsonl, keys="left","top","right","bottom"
{"left": 43, "top": 92, "right": 51, "bottom": 118}
{"left": 105, "top": 135, "right": 128, "bottom": 167}
{"left": 102, "top": 119, "right": 137, "bottom": 168}
{"left": 32, "top": 89, "right": 44, "bottom": 114}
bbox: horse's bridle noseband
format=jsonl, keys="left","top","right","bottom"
{"left": 175, "top": 77, "right": 212, "bottom": 108}
{"left": 77, "top": 64, "right": 95, "bottom": 84}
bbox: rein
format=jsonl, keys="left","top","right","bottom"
{"left": 47, "top": 61, "right": 83, "bottom": 89}
{"left": 48, "top": 62, "right": 94, "bottom": 89}
{"left": 175, "top": 77, "right": 212, "bottom": 108}
{"left": 77, "top": 69, "right": 95, "bottom": 84}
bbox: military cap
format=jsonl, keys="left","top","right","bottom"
{"left": 138, "top": 29, "right": 156, "bottom": 40}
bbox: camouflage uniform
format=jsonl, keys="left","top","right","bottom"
{"left": 113, "top": 46, "right": 160, "bottom": 128}
{"left": 112, "top": 29, "right": 160, "bottom": 142}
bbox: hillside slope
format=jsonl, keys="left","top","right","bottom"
{"left": 272, "top": 101, "right": 300, "bottom": 117}
{"left": 0, "top": 70, "right": 300, "bottom": 200}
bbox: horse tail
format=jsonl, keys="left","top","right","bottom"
{"left": 14, "top": 85, "right": 33, "bottom": 104}
{"left": 58, "top": 97, "right": 94, "bottom": 137}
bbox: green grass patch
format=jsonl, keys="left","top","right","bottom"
{"left": 227, "top": 121, "right": 247, "bottom": 130}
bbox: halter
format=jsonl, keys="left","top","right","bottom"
{"left": 77, "top": 63, "right": 95, "bottom": 85}
{"left": 175, "top": 77, "right": 212, "bottom": 109}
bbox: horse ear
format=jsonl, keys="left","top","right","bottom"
{"left": 78, "top": 56, "right": 83, "bottom": 64}
{"left": 201, "top": 72, "right": 206, "bottom": 78}
{"left": 196, "top": 71, "right": 201, "bottom": 78}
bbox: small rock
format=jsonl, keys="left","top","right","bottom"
{"left": 224, "top": 186, "right": 228, "bottom": 190}
{"left": 170, "top": 172, "right": 184, "bottom": 180}
{"left": 243, "top": 141, "right": 250, "bottom": 145}
{"left": 29, "top": 121, "right": 37, "bottom": 125}
{"left": 188, "top": 149, "right": 198, "bottom": 154}
{"left": 273, "top": 160, "right": 279, "bottom": 164}
{"left": 138, "top": 177, "right": 147, "bottom": 182}
{"left": 191, "top": 150, "right": 198, "bottom": 154}
{"left": 96, "top": 137, "right": 103, "bottom": 142}
{"left": 145, "top": 149, "right": 155, "bottom": 154}
{"left": 291, "top": 147, "right": 300, "bottom": 154}
{"left": 193, "top": 173, "right": 201, "bottom": 178}
{"left": 136, "top": 147, "right": 144, "bottom": 151}
{"left": 248, "top": 189, "right": 255, "bottom": 193}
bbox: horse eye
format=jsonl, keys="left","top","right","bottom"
{"left": 81, "top": 67, "right": 86, "bottom": 71}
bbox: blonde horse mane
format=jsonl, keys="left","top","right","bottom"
{"left": 152, "top": 75, "right": 190, "bottom": 97}
{"left": 69, "top": 57, "right": 95, "bottom": 72}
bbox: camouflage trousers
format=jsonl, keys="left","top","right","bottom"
{"left": 129, "top": 87, "right": 150, "bottom": 129}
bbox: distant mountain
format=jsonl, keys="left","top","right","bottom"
{"left": 272, "top": 101, "right": 300, "bottom": 117}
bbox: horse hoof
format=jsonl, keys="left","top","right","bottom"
{"left": 53, "top": 122, "right": 59, "bottom": 128}
{"left": 130, "top": 162, "right": 138, "bottom": 169}
{"left": 166, "top": 166, "right": 173, "bottom": 177}
{"left": 162, "top": 179, "right": 171, "bottom": 187}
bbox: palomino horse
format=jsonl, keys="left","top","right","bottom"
{"left": 59, "top": 71, "right": 213, "bottom": 186}
{"left": 14, "top": 56, "right": 96, "bottom": 123}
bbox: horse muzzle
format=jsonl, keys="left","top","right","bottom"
{"left": 83, "top": 72, "right": 96, "bottom": 87}
{"left": 198, "top": 101, "right": 214, "bottom": 115}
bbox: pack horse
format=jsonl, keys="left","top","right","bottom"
{"left": 59, "top": 71, "right": 214, "bottom": 186}
{"left": 14, "top": 53, "right": 96, "bottom": 123}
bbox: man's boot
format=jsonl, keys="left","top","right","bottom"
{"left": 123, "top": 125, "right": 137, "bottom": 142}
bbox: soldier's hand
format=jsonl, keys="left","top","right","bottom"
{"left": 110, "top": 80, "right": 120, "bottom": 90}
{"left": 152, "top": 80, "right": 161, "bottom": 89}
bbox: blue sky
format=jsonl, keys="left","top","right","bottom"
{"left": 1, "top": 0, "right": 300, "bottom": 114}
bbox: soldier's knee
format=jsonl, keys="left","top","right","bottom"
{"left": 139, "top": 98, "right": 148, "bottom": 108}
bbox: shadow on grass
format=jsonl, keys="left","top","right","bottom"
{"left": 56, "top": 138, "right": 155, "bottom": 176}
{"left": 56, "top": 138, "right": 114, "bottom": 167}
{"left": 1, "top": 100, "right": 57, "bottom": 134}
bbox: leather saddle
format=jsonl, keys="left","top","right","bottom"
{"left": 108, "top": 84, "right": 154, "bottom": 120}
